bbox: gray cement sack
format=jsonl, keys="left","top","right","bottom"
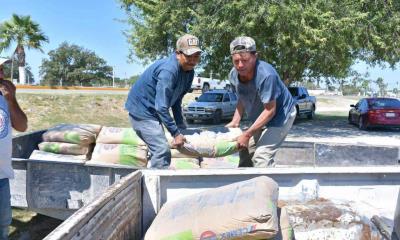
{"left": 170, "top": 158, "right": 200, "bottom": 169}
{"left": 171, "top": 149, "right": 195, "bottom": 158}
{"left": 279, "top": 199, "right": 381, "bottom": 240}
{"left": 38, "top": 142, "right": 90, "bottom": 155}
{"left": 96, "top": 126, "right": 146, "bottom": 146}
{"left": 90, "top": 143, "right": 147, "bottom": 167}
{"left": 42, "top": 124, "right": 101, "bottom": 145}
{"left": 29, "top": 150, "right": 87, "bottom": 161}
{"left": 145, "top": 176, "right": 279, "bottom": 240}
{"left": 177, "top": 140, "right": 238, "bottom": 158}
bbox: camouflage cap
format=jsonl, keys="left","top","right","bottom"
{"left": 176, "top": 34, "right": 202, "bottom": 55}
{"left": 230, "top": 36, "right": 256, "bottom": 54}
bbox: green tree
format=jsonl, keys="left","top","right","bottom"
{"left": 120, "top": 0, "right": 400, "bottom": 85}
{"left": 40, "top": 42, "right": 112, "bottom": 86}
{"left": 375, "top": 77, "right": 387, "bottom": 97}
{"left": 0, "top": 14, "right": 48, "bottom": 84}
{"left": 2, "top": 54, "right": 34, "bottom": 83}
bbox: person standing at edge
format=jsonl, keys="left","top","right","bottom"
{"left": 0, "top": 57, "right": 28, "bottom": 240}
{"left": 125, "top": 34, "right": 201, "bottom": 169}
{"left": 225, "top": 36, "right": 296, "bottom": 167}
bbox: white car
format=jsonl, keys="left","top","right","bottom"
{"left": 183, "top": 89, "right": 237, "bottom": 124}
{"left": 191, "top": 77, "right": 232, "bottom": 93}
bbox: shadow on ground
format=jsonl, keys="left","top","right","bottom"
{"left": 9, "top": 208, "right": 62, "bottom": 240}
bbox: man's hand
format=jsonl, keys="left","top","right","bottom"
{"left": 237, "top": 132, "right": 251, "bottom": 149}
{"left": 172, "top": 134, "right": 186, "bottom": 148}
{"left": 0, "top": 80, "right": 16, "bottom": 103}
{"left": 225, "top": 121, "right": 240, "bottom": 128}
{"left": 177, "top": 123, "right": 187, "bottom": 130}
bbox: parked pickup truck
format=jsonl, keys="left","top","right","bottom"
{"left": 288, "top": 86, "right": 317, "bottom": 119}
{"left": 183, "top": 89, "right": 237, "bottom": 124}
{"left": 191, "top": 76, "right": 232, "bottom": 93}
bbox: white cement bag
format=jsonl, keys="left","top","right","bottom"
{"left": 38, "top": 142, "right": 90, "bottom": 155}
{"left": 42, "top": 124, "right": 101, "bottom": 145}
{"left": 96, "top": 127, "right": 146, "bottom": 146}
{"left": 170, "top": 149, "right": 195, "bottom": 158}
{"left": 177, "top": 127, "right": 241, "bottom": 157}
{"left": 145, "top": 176, "right": 279, "bottom": 240}
{"left": 170, "top": 158, "right": 200, "bottom": 169}
{"left": 29, "top": 150, "right": 87, "bottom": 161}
{"left": 201, "top": 153, "right": 240, "bottom": 169}
{"left": 90, "top": 143, "right": 147, "bottom": 167}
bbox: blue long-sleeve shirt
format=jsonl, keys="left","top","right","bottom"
{"left": 125, "top": 54, "right": 193, "bottom": 137}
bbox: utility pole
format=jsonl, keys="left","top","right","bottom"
{"left": 112, "top": 66, "right": 115, "bottom": 88}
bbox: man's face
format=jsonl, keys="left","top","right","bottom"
{"left": 177, "top": 52, "right": 201, "bottom": 71}
{"left": 232, "top": 52, "right": 257, "bottom": 79}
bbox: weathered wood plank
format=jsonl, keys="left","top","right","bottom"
{"left": 44, "top": 171, "right": 142, "bottom": 240}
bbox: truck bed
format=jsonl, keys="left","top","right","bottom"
{"left": 44, "top": 167, "right": 400, "bottom": 239}
{"left": 10, "top": 130, "right": 400, "bottom": 220}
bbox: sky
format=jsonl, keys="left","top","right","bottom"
{"left": 0, "top": 0, "right": 145, "bottom": 83}
{"left": 0, "top": 1, "right": 399, "bottom": 90}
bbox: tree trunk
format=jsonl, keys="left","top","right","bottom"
{"left": 16, "top": 45, "right": 26, "bottom": 85}
{"left": 18, "top": 67, "right": 26, "bottom": 85}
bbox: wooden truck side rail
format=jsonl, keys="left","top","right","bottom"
{"left": 44, "top": 171, "right": 143, "bottom": 240}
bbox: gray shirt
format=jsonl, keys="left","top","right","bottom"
{"left": 229, "top": 59, "right": 294, "bottom": 127}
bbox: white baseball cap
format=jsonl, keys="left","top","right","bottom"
{"left": 0, "top": 57, "right": 11, "bottom": 66}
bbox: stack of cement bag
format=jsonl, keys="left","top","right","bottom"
{"left": 32, "top": 124, "right": 102, "bottom": 161}
{"left": 167, "top": 127, "right": 242, "bottom": 169}
{"left": 89, "top": 127, "right": 148, "bottom": 168}
{"left": 145, "top": 176, "right": 279, "bottom": 239}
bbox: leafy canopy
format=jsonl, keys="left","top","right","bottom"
{"left": 40, "top": 42, "right": 113, "bottom": 86}
{"left": 120, "top": 0, "right": 400, "bottom": 85}
{"left": 0, "top": 14, "right": 48, "bottom": 65}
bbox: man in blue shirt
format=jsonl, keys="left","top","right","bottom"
{"left": 125, "top": 34, "right": 201, "bottom": 168}
{"left": 226, "top": 36, "right": 296, "bottom": 167}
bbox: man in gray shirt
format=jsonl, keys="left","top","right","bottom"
{"left": 226, "top": 36, "right": 296, "bottom": 167}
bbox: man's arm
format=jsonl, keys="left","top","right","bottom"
{"left": 225, "top": 99, "right": 245, "bottom": 128}
{"left": 0, "top": 80, "right": 27, "bottom": 132}
{"left": 171, "top": 96, "right": 185, "bottom": 129}
{"left": 154, "top": 70, "right": 185, "bottom": 147}
{"left": 237, "top": 100, "right": 276, "bottom": 149}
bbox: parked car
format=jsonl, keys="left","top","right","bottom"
{"left": 348, "top": 98, "right": 400, "bottom": 130}
{"left": 191, "top": 76, "right": 232, "bottom": 93}
{"left": 288, "top": 86, "right": 317, "bottom": 119}
{"left": 183, "top": 89, "right": 237, "bottom": 124}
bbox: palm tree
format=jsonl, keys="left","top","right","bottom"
{"left": 0, "top": 14, "right": 48, "bottom": 84}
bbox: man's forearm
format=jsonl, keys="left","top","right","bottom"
{"left": 231, "top": 100, "right": 244, "bottom": 124}
{"left": 244, "top": 101, "right": 276, "bottom": 137}
{"left": 8, "top": 99, "right": 27, "bottom": 132}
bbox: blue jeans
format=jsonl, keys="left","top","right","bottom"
{"left": 129, "top": 115, "right": 171, "bottom": 168}
{"left": 0, "top": 178, "right": 11, "bottom": 240}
